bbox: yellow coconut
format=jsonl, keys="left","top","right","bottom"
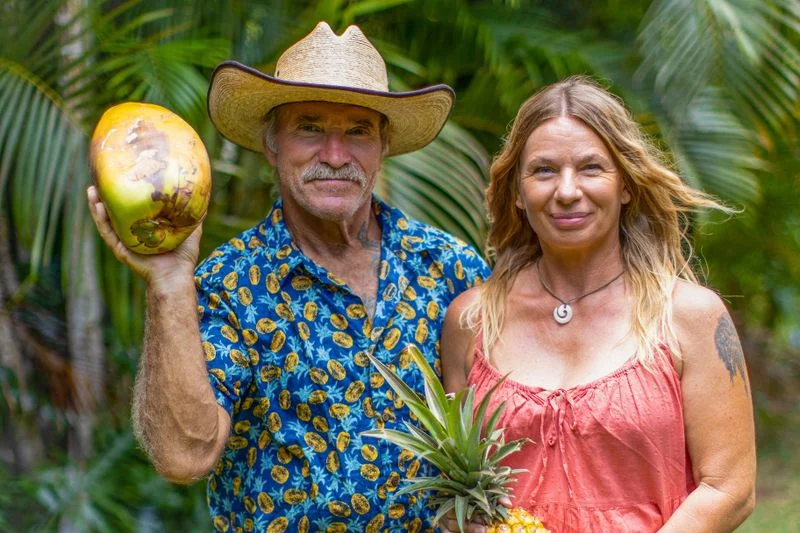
{"left": 89, "top": 102, "right": 211, "bottom": 254}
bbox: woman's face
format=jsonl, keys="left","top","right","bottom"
{"left": 516, "top": 116, "right": 630, "bottom": 255}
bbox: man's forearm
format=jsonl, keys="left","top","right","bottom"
{"left": 133, "top": 278, "right": 228, "bottom": 483}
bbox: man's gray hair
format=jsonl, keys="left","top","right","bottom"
{"left": 262, "top": 106, "right": 390, "bottom": 155}
{"left": 263, "top": 109, "right": 279, "bottom": 153}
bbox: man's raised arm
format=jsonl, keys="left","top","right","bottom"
{"left": 87, "top": 185, "right": 229, "bottom": 482}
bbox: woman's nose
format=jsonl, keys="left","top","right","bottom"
{"left": 554, "top": 169, "right": 581, "bottom": 203}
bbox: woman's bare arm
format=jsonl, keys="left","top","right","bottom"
{"left": 659, "top": 282, "right": 756, "bottom": 532}
{"left": 440, "top": 287, "right": 480, "bottom": 394}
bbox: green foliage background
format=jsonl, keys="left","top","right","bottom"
{"left": 0, "top": 0, "right": 798, "bottom": 530}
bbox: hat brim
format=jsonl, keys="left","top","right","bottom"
{"left": 207, "top": 61, "right": 455, "bottom": 157}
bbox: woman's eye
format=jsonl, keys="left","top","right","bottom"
{"left": 583, "top": 163, "right": 602, "bottom": 172}
{"left": 534, "top": 166, "right": 555, "bottom": 175}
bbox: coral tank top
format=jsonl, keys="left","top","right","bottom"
{"left": 468, "top": 344, "right": 696, "bottom": 532}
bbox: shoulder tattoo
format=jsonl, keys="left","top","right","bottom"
{"left": 714, "top": 312, "right": 747, "bottom": 391}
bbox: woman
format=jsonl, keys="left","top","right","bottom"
{"left": 440, "top": 77, "right": 756, "bottom": 532}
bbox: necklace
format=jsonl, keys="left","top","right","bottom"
{"left": 536, "top": 261, "right": 625, "bottom": 325}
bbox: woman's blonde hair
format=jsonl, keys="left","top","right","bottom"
{"left": 466, "top": 76, "right": 730, "bottom": 363}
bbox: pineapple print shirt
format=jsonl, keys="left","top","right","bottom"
{"left": 195, "top": 196, "right": 490, "bottom": 533}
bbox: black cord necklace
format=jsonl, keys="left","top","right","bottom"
{"left": 536, "top": 261, "right": 625, "bottom": 325}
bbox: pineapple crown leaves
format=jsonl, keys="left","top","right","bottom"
{"left": 361, "top": 345, "right": 531, "bottom": 528}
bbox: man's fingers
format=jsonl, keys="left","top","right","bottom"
{"left": 87, "top": 190, "right": 119, "bottom": 245}
{"left": 87, "top": 184, "right": 98, "bottom": 203}
{"left": 87, "top": 185, "right": 134, "bottom": 266}
{"left": 87, "top": 186, "right": 110, "bottom": 230}
{"left": 85, "top": 185, "right": 200, "bottom": 285}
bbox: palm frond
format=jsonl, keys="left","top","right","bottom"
{"left": 637, "top": 0, "right": 716, "bottom": 111}
{"left": 638, "top": 0, "right": 800, "bottom": 133}
{"left": 381, "top": 123, "right": 489, "bottom": 250}
{"left": 341, "top": 0, "right": 414, "bottom": 26}
{"left": 721, "top": 0, "right": 800, "bottom": 136}
{"left": 660, "top": 88, "right": 765, "bottom": 207}
{"left": 0, "top": 61, "right": 88, "bottom": 280}
{"left": 1, "top": 1, "right": 237, "bottom": 354}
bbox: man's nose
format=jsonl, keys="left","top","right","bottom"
{"left": 318, "top": 132, "right": 351, "bottom": 168}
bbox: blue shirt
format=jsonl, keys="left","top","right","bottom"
{"left": 195, "top": 197, "right": 490, "bottom": 533}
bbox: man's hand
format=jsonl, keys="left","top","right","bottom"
{"left": 87, "top": 185, "right": 202, "bottom": 288}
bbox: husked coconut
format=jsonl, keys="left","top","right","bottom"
{"left": 90, "top": 102, "right": 211, "bottom": 254}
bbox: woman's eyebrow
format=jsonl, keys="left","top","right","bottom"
{"left": 523, "top": 156, "right": 557, "bottom": 172}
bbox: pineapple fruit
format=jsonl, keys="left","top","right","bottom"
{"left": 362, "top": 346, "right": 550, "bottom": 533}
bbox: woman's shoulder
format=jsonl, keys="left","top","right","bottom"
{"left": 448, "top": 285, "right": 482, "bottom": 315}
{"left": 443, "top": 286, "right": 481, "bottom": 339}
{"left": 672, "top": 279, "right": 727, "bottom": 323}
{"left": 671, "top": 278, "right": 730, "bottom": 356}
{"left": 442, "top": 287, "right": 481, "bottom": 392}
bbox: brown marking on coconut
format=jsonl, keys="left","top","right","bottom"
{"left": 122, "top": 119, "right": 201, "bottom": 249}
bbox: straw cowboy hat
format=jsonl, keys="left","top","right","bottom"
{"left": 208, "top": 22, "right": 455, "bottom": 157}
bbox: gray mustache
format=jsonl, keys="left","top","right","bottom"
{"left": 302, "top": 164, "right": 367, "bottom": 186}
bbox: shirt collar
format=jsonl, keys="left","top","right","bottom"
{"left": 375, "top": 196, "right": 438, "bottom": 255}
{"left": 260, "top": 199, "right": 304, "bottom": 283}
{"left": 261, "top": 195, "right": 438, "bottom": 272}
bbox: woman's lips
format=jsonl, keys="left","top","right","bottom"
{"left": 550, "top": 212, "right": 590, "bottom": 228}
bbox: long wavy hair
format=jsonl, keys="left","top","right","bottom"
{"left": 465, "top": 76, "right": 730, "bottom": 363}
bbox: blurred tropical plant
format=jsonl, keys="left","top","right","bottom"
{"left": 1, "top": 0, "right": 798, "bottom": 531}
{"left": 2, "top": 427, "right": 208, "bottom": 532}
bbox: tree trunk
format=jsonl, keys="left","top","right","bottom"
{"left": 0, "top": 213, "right": 43, "bottom": 472}
{"left": 65, "top": 217, "right": 105, "bottom": 463}
{"left": 58, "top": 0, "right": 105, "bottom": 465}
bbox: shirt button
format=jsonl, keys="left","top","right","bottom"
{"left": 382, "top": 413, "right": 391, "bottom": 421}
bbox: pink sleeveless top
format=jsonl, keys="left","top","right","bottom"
{"left": 468, "top": 345, "right": 695, "bottom": 532}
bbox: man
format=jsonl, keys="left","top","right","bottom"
{"left": 87, "top": 22, "right": 489, "bottom": 532}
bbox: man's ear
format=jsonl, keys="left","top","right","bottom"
{"left": 265, "top": 145, "right": 278, "bottom": 167}
{"left": 263, "top": 131, "right": 278, "bottom": 166}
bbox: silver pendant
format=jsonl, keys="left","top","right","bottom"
{"left": 553, "top": 303, "right": 573, "bottom": 324}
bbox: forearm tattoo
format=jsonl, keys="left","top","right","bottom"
{"left": 714, "top": 312, "right": 748, "bottom": 392}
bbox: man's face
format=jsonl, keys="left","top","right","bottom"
{"left": 265, "top": 101, "right": 385, "bottom": 222}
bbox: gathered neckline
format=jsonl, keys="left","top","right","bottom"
{"left": 470, "top": 350, "right": 643, "bottom": 402}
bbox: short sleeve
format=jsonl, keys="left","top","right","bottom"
{"left": 446, "top": 240, "right": 491, "bottom": 295}
{"left": 195, "top": 268, "right": 254, "bottom": 418}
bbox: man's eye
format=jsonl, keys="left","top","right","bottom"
{"left": 348, "top": 127, "right": 371, "bottom": 137}
{"left": 298, "top": 124, "right": 321, "bottom": 133}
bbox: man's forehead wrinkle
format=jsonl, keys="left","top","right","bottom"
{"left": 288, "top": 114, "right": 379, "bottom": 128}
{"left": 294, "top": 114, "right": 322, "bottom": 123}
{"left": 353, "top": 118, "right": 378, "bottom": 128}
